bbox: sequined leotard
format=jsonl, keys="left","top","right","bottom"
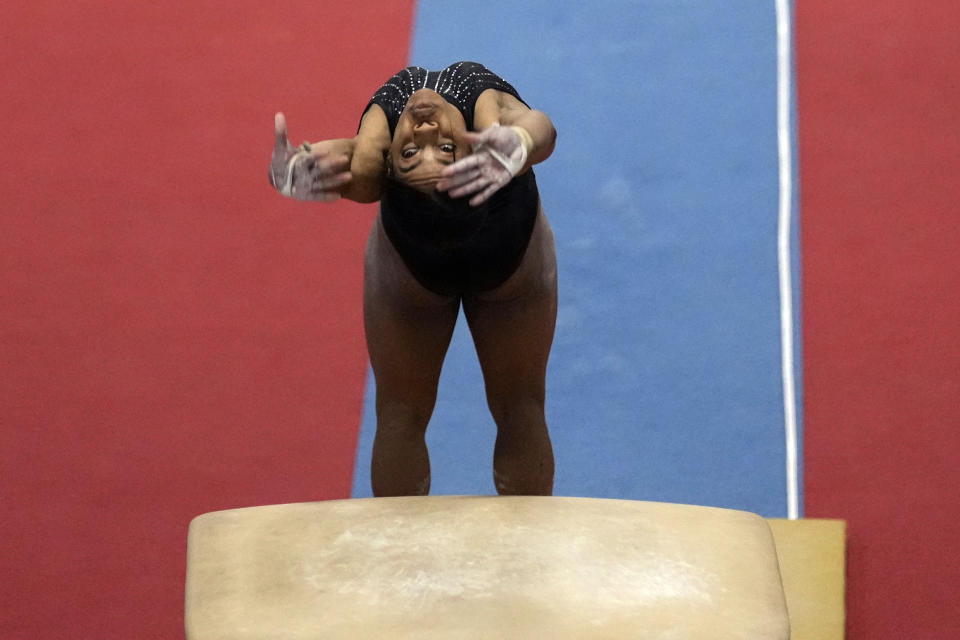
{"left": 366, "top": 61, "right": 525, "bottom": 135}
{"left": 364, "top": 61, "right": 541, "bottom": 295}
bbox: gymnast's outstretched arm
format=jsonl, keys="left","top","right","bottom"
{"left": 475, "top": 89, "right": 557, "bottom": 168}
{"left": 269, "top": 105, "right": 391, "bottom": 203}
{"left": 437, "top": 89, "right": 556, "bottom": 205}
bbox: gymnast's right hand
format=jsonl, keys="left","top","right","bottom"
{"left": 269, "top": 113, "right": 352, "bottom": 202}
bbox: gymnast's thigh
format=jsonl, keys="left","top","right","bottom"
{"left": 363, "top": 213, "right": 460, "bottom": 400}
{"left": 461, "top": 207, "right": 558, "bottom": 404}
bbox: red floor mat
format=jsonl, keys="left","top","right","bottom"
{"left": 0, "top": 2, "right": 414, "bottom": 637}
{"left": 797, "top": 2, "right": 960, "bottom": 636}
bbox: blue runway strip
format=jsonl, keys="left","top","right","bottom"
{"left": 352, "top": 1, "right": 802, "bottom": 517}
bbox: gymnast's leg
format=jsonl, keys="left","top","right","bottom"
{"left": 462, "top": 208, "right": 558, "bottom": 495}
{"left": 363, "top": 213, "right": 460, "bottom": 496}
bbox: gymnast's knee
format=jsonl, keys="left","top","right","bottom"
{"left": 486, "top": 395, "right": 547, "bottom": 434}
{"left": 375, "top": 396, "right": 435, "bottom": 438}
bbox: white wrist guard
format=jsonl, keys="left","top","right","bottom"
{"left": 509, "top": 126, "right": 534, "bottom": 166}
{"left": 278, "top": 142, "right": 313, "bottom": 197}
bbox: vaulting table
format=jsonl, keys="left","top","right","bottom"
{"left": 185, "top": 496, "right": 789, "bottom": 639}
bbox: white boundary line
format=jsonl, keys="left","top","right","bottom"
{"left": 776, "top": 0, "right": 800, "bottom": 520}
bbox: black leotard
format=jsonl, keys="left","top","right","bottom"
{"left": 364, "top": 62, "right": 541, "bottom": 296}
{"left": 366, "top": 61, "right": 527, "bottom": 135}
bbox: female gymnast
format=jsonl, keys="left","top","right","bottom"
{"left": 269, "top": 62, "right": 558, "bottom": 497}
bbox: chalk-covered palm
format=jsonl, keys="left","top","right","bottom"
{"left": 437, "top": 124, "right": 531, "bottom": 206}
{"left": 269, "top": 113, "right": 352, "bottom": 201}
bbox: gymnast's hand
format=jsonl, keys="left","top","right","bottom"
{"left": 436, "top": 124, "right": 533, "bottom": 206}
{"left": 269, "top": 113, "right": 352, "bottom": 202}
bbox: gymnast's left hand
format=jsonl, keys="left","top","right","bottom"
{"left": 436, "top": 124, "right": 530, "bottom": 206}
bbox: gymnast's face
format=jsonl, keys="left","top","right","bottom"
{"left": 390, "top": 89, "right": 470, "bottom": 192}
